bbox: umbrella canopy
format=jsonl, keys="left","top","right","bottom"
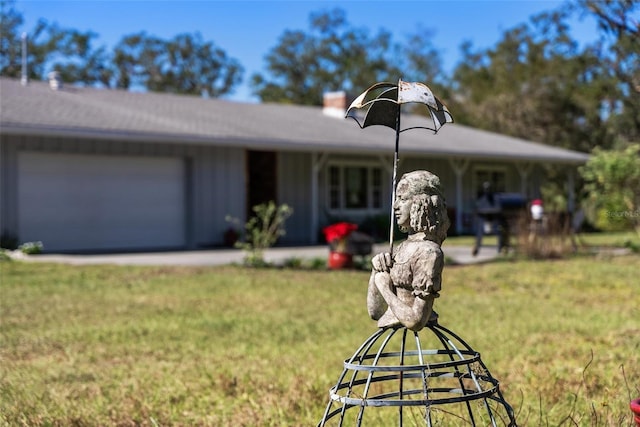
{"left": 345, "top": 80, "right": 453, "bottom": 133}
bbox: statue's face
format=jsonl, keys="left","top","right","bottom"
{"left": 394, "top": 180, "right": 412, "bottom": 230}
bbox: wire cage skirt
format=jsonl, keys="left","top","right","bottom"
{"left": 319, "top": 323, "right": 517, "bottom": 426}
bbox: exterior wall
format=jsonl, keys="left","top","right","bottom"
{"left": 191, "top": 145, "right": 245, "bottom": 247}
{"left": 0, "top": 131, "right": 553, "bottom": 251}
{"left": 399, "top": 157, "right": 456, "bottom": 200}
{"left": 277, "top": 152, "right": 312, "bottom": 244}
{"left": 0, "top": 133, "right": 246, "bottom": 250}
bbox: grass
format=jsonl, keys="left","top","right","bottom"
{"left": 1, "top": 254, "right": 639, "bottom": 426}
{"left": 576, "top": 231, "right": 639, "bottom": 249}
{"left": 443, "top": 230, "right": 639, "bottom": 248}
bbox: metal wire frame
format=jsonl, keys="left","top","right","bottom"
{"left": 318, "top": 323, "right": 517, "bottom": 426}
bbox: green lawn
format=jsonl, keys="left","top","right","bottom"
{"left": 1, "top": 254, "right": 639, "bottom": 426}
{"left": 443, "top": 230, "right": 638, "bottom": 248}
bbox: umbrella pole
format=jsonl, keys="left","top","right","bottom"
{"left": 388, "top": 102, "right": 401, "bottom": 256}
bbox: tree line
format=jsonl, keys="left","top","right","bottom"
{"left": 1, "top": 0, "right": 638, "bottom": 231}
{"left": 0, "top": 1, "right": 243, "bottom": 97}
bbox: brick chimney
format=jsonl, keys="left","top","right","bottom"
{"left": 322, "top": 91, "right": 347, "bottom": 118}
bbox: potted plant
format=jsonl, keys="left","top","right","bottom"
{"left": 631, "top": 397, "right": 640, "bottom": 426}
{"left": 322, "top": 222, "right": 358, "bottom": 269}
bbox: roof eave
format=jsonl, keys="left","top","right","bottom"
{"left": 1, "top": 123, "right": 589, "bottom": 164}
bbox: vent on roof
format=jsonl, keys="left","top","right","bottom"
{"left": 322, "top": 91, "right": 347, "bottom": 118}
{"left": 48, "top": 71, "right": 62, "bottom": 90}
{"left": 21, "top": 32, "right": 28, "bottom": 86}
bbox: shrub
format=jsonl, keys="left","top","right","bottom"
{"left": 514, "top": 212, "right": 575, "bottom": 259}
{"left": 19, "top": 241, "right": 44, "bottom": 255}
{"left": 580, "top": 143, "right": 640, "bottom": 235}
{"left": 227, "top": 201, "right": 293, "bottom": 267}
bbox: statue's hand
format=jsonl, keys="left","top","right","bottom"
{"left": 372, "top": 252, "right": 393, "bottom": 273}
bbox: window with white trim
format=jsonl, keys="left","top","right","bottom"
{"left": 328, "top": 165, "right": 384, "bottom": 211}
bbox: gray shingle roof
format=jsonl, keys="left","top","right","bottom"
{"left": 1, "top": 77, "right": 589, "bottom": 163}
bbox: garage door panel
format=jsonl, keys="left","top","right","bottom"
{"left": 18, "top": 152, "right": 186, "bottom": 252}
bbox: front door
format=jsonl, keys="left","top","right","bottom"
{"left": 246, "top": 150, "right": 277, "bottom": 218}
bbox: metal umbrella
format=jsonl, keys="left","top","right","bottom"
{"left": 345, "top": 79, "right": 453, "bottom": 253}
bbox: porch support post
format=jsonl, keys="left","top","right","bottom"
{"left": 567, "top": 168, "right": 575, "bottom": 214}
{"left": 517, "top": 162, "right": 533, "bottom": 197}
{"left": 448, "top": 158, "right": 470, "bottom": 235}
{"left": 311, "top": 152, "right": 328, "bottom": 244}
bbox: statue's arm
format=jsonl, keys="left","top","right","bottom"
{"left": 367, "top": 252, "right": 392, "bottom": 320}
{"left": 367, "top": 271, "right": 387, "bottom": 320}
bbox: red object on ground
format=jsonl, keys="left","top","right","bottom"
{"left": 322, "top": 222, "right": 358, "bottom": 243}
{"left": 327, "top": 251, "right": 353, "bottom": 269}
{"left": 631, "top": 398, "right": 640, "bottom": 426}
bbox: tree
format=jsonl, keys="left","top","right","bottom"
{"left": 0, "top": 0, "right": 23, "bottom": 77}
{"left": 251, "top": 8, "right": 404, "bottom": 105}
{"left": 578, "top": 0, "right": 640, "bottom": 143}
{"left": 400, "top": 25, "right": 448, "bottom": 93}
{"left": 112, "top": 32, "right": 243, "bottom": 96}
{"left": 111, "top": 32, "right": 158, "bottom": 89}
{"left": 579, "top": 143, "right": 640, "bottom": 234}
{"left": 2, "top": 3, "right": 243, "bottom": 96}
{"left": 450, "top": 8, "right": 616, "bottom": 153}
{"left": 1, "top": 0, "right": 111, "bottom": 86}
{"left": 48, "top": 26, "right": 113, "bottom": 87}
{"left": 252, "top": 8, "right": 449, "bottom": 105}
{"left": 449, "top": 1, "right": 639, "bottom": 154}
{"left": 113, "top": 31, "right": 164, "bottom": 89}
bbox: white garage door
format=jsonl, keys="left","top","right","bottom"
{"left": 18, "top": 152, "right": 186, "bottom": 252}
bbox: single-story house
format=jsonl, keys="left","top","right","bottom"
{"left": 0, "top": 76, "right": 589, "bottom": 253}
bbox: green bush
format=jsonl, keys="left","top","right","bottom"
{"left": 227, "top": 201, "right": 293, "bottom": 267}
{"left": 580, "top": 143, "right": 640, "bottom": 235}
{"left": 19, "top": 241, "right": 44, "bottom": 255}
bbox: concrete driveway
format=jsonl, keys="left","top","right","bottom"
{"left": 14, "top": 243, "right": 500, "bottom": 267}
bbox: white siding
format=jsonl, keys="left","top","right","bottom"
{"left": 192, "top": 146, "right": 245, "bottom": 247}
{"left": 278, "top": 152, "right": 312, "bottom": 244}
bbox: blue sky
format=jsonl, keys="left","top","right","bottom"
{"left": 17, "top": 0, "right": 600, "bottom": 102}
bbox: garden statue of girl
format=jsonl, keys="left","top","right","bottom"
{"left": 367, "top": 170, "right": 450, "bottom": 331}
